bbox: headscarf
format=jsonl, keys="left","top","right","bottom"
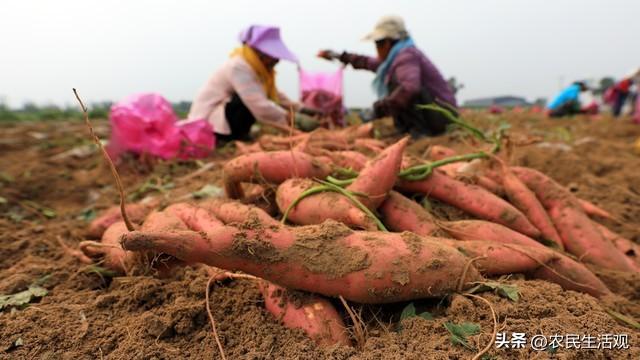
{"left": 372, "top": 37, "right": 415, "bottom": 98}
{"left": 230, "top": 45, "right": 279, "bottom": 101}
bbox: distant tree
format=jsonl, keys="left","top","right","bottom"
{"left": 173, "top": 101, "right": 192, "bottom": 119}
{"left": 594, "top": 76, "right": 615, "bottom": 95}
{"left": 447, "top": 77, "right": 465, "bottom": 96}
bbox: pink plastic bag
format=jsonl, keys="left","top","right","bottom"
{"left": 299, "top": 67, "right": 344, "bottom": 126}
{"left": 107, "top": 93, "right": 214, "bottom": 160}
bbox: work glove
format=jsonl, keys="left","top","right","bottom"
{"left": 295, "top": 113, "right": 320, "bottom": 132}
{"left": 317, "top": 50, "right": 341, "bottom": 61}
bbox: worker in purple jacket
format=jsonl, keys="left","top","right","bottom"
{"left": 319, "top": 15, "right": 457, "bottom": 137}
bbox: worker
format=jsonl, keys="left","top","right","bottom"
{"left": 318, "top": 15, "right": 457, "bottom": 138}
{"left": 606, "top": 68, "right": 640, "bottom": 117}
{"left": 188, "top": 25, "right": 314, "bottom": 143}
{"left": 546, "top": 81, "right": 589, "bottom": 118}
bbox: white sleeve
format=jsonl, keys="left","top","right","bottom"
{"left": 228, "top": 61, "right": 288, "bottom": 125}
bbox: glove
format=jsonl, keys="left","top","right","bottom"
{"left": 317, "top": 50, "right": 341, "bottom": 61}
{"left": 295, "top": 113, "right": 320, "bottom": 132}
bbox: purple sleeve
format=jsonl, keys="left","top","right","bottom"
{"left": 384, "top": 53, "right": 422, "bottom": 111}
{"left": 339, "top": 52, "right": 380, "bottom": 72}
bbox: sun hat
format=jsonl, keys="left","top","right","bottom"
{"left": 362, "top": 15, "right": 409, "bottom": 41}
{"left": 238, "top": 25, "right": 298, "bottom": 63}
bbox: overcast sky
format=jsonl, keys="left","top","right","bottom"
{"left": 1, "top": 0, "right": 639, "bottom": 109}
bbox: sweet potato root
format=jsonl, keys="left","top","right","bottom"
{"left": 397, "top": 169, "right": 541, "bottom": 238}
{"left": 81, "top": 221, "right": 130, "bottom": 272}
{"left": 378, "top": 191, "right": 438, "bottom": 236}
{"left": 441, "top": 238, "right": 611, "bottom": 297}
{"left": 512, "top": 167, "right": 635, "bottom": 272}
{"left": 578, "top": 199, "right": 615, "bottom": 221}
{"left": 440, "top": 220, "right": 546, "bottom": 249}
{"left": 427, "top": 145, "right": 457, "bottom": 161}
{"left": 223, "top": 151, "right": 333, "bottom": 199}
{"left": 201, "top": 198, "right": 281, "bottom": 227}
{"left": 594, "top": 223, "right": 640, "bottom": 271}
{"left": 87, "top": 201, "right": 155, "bottom": 239}
{"left": 259, "top": 281, "right": 351, "bottom": 347}
{"left": 121, "top": 220, "right": 482, "bottom": 303}
{"left": 276, "top": 178, "right": 377, "bottom": 230}
{"left": 496, "top": 159, "right": 563, "bottom": 249}
{"left": 347, "top": 137, "right": 408, "bottom": 210}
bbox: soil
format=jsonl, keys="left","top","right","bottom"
{"left": 1, "top": 113, "right": 639, "bottom": 359}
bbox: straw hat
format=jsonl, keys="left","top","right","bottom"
{"left": 362, "top": 15, "right": 409, "bottom": 41}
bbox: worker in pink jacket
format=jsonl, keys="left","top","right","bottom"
{"left": 319, "top": 16, "right": 457, "bottom": 138}
{"left": 189, "top": 25, "right": 313, "bottom": 143}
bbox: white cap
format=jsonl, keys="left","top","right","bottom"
{"left": 362, "top": 15, "right": 409, "bottom": 41}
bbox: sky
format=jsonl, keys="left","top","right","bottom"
{"left": 1, "top": 0, "right": 639, "bottom": 109}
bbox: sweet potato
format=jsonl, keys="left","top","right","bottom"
{"left": 259, "top": 281, "right": 351, "bottom": 347}
{"left": 329, "top": 151, "right": 369, "bottom": 171}
{"left": 82, "top": 221, "right": 130, "bottom": 272}
{"left": 496, "top": 159, "right": 563, "bottom": 249}
{"left": 201, "top": 198, "right": 281, "bottom": 227}
{"left": 440, "top": 220, "right": 546, "bottom": 249}
{"left": 347, "top": 137, "right": 408, "bottom": 210}
{"left": 87, "top": 201, "right": 156, "bottom": 239}
{"left": 440, "top": 238, "right": 611, "bottom": 297}
{"left": 475, "top": 175, "right": 505, "bottom": 196}
{"left": 397, "top": 169, "right": 541, "bottom": 238}
{"left": 121, "top": 220, "right": 482, "bottom": 303}
{"left": 163, "top": 203, "right": 223, "bottom": 232}
{"left": 530, "top": 255, "right": 612, "bottom": 298}
{"left": 441, "top": 239, "right": 555, "bottom": 275}
{"left": 378, "top": 191, "right": 438, "bottom": 236}
{"left": 223, "top": 151, "right": 333, "bottom": 199}
{"left": 594, "top": 223, "right": 640, "bottom": 271}
{"left": 578, "top": 199, "right": 615, "bottom": 221}
{"left": 427, "top": 145, "right": 457, "bottom": 161}
{"left": 276, "top": 178, "right": 377, "bottom": 230}
{"left": 512, "top": 167, "right": 635, "bottom": 272}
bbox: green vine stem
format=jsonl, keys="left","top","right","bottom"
{"left": 280, "top": 180, "right": 388, "bottom": 232}
{"left": 399, "top": 152, "right": 488, "bottom": 181}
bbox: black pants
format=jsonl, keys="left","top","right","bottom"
{"left": 393, "top": 89, "right": 452, "bottom": 138}
{"left": 549, "top": 100, "right": 580, "bottom": 118}
{"left": 612, "top": 91, "right": 629, "bottom": 117}
{"left": 217, "top": 93, "right": 256, "bottom": 143}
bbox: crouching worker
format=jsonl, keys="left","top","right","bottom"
{"left": 546, "top": 81, "right": 590, "bottom": 118}
{"left": 318, "top": 15, "right": 457, "bottom": 138}
{"left": 189, "top": 25, "right": 317, "bottom": 144}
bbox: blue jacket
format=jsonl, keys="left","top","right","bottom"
{"left": 547, "top": 84, "right": 580, "bottom": 110}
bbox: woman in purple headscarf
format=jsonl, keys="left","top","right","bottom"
{"left": 189, "top": 25, "right": 313, "bottom": 142}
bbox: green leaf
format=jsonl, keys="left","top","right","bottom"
{"left": 0, "top": 285, "right": 48, "bottom": 311}
{"left": 444, "top": 321, "right": 481, "bottom": 350}
{"left": 191, "top": 184, "right": 224, "bottom": 199}
{"left": 400, "top": 302, "right": 434, "bottom": 322}
{"left": 41, "top": 208, "right": 56, "bottom": 218}
{"left": 400, "top": 303, "right": 417, "bottom": 321}
{"left": 77, "top": 207, "right": 97, "bottom": 222}
{"left": 468, "top": 281, "right": 520, "bottom": 302}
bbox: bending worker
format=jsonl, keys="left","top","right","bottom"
{"left": 189, "top": 25, "right": 311, "bottom": 143}
{"left": 546, "top": 81, "right": 589, "bottom": 118}
{"left": 319, "top": 15, "right": 457, "bottom": 138}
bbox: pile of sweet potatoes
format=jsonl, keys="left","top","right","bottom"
{"left": 77, "top": 124, "right": 638, "bottom": 347}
